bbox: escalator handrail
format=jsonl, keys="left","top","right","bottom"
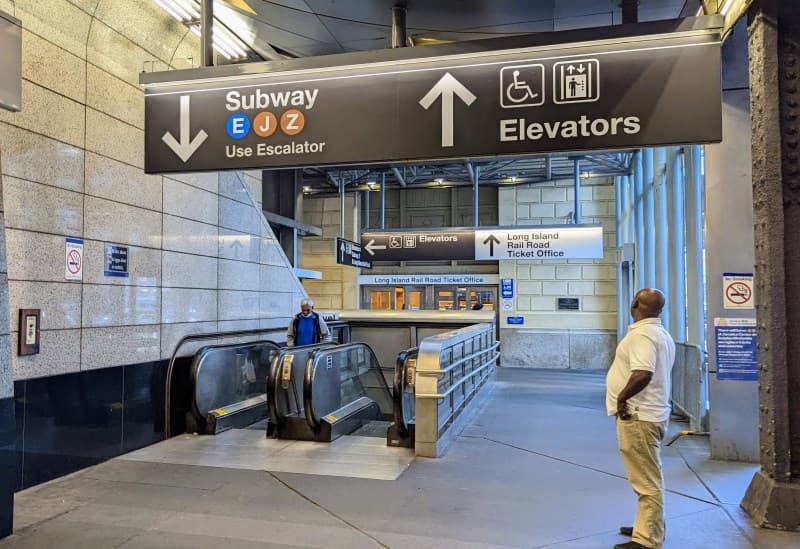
{"left": 393, "top": 347, "right": 418, "bottom": 437}
{"left": 304, "top": 342, "right": 391, "bottom": 430}
{"left": 189, "top": 339, "right": 281, "bottom": 421}
{"left": 267, "top": 343, "right": 337, "bottom": 428}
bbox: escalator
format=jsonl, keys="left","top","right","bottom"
{"left": 187, "top": 340, "right": 281, "bottom": 434}
{"left": 267, "top": 342, "right": 416, "bottom": 445}
{"left": 265, "top": 342, "right": 336, "bottom": 438}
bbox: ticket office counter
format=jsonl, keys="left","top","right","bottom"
{"left": 362, "top": 285, "right": 497, "bottom": 311}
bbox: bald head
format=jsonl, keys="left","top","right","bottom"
{"left": 631, "top": 288, "right": 666, "bottom": 321}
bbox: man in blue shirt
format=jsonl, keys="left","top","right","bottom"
{"left": 286, "top": 299, "right": 331, "bottom": 347}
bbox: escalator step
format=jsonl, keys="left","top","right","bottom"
{"left": 349, "top": 420, "right": 392, "bottom": 438}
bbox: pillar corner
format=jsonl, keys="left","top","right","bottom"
{"left": 741, "top": 470, "right": 800, "bottom": 531}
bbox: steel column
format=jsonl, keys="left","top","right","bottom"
{"left": 616, "top": 176, "right": 626, "bottom": 339}
{"left": 634, "top": 151, "right": 646, "bottom": 291}
{"left": 391, "top": 5, "right": 407, "bottom": 49}
{"left": 654, "top": 148, "right": 670, "bottom": 330}
{"left": 668, "top": 147, "right": 687, "bottom": 341}
{"left": 684, "top": 145, "right": 705, "bottom": 348}
{"left": 200, "top": 0, "right": 213, "bottom": 67}
{"left": 364, "top": 189, "right": 370, "bottom": 230}
{"left": 353, "top": 191, "right": 360, "bottom": 242}
{"left": 741, "top": 1, "right": 800, "bottom": 530}
{"left": 573, "top": 158, "right": 581, "bottom": 224}
{"left": 472, "top": 165, "right": 481, "bottom": 227}
{"left": 339, "top": 179, "right": 345, "bottom": 240}
{"left": 621, "top": 0, "right": 638, "bottom": 24}
{"left": 380, "top": 172, "right": 386, "bottom": 230}
{"left": 643, "top": 148, "right": 656, "bottom": 287}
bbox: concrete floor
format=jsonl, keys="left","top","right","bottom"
{"left": 3, "top": 368, "right": 800, "bottom": 549}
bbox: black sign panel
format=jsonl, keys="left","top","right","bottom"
{"left": 104, "top": 244, "right": 129, "bottom": 278}
{"left": 336, "top": 237, "right": 372, "bottom": 269}
{"left": 558, "top": 298, "right": 580, "bottom": 310}
{"left": 144, "top": 30, "right": 721, "bottom": 174}
{"left": 361, "top": 230, "right": 474, "bottom": 262}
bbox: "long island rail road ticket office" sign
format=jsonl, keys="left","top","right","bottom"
{"left": 142, "top": 18, "right": 722, "bottom": 173}
{"left": 361, "top": 225, "right": 603, "bottom": 262}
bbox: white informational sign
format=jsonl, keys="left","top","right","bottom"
{"left": 723, "top": 273, "right": 754, "bottom": 310}
{"left": 358, "top": 274, "right": 499, "bottom": 286}
{"left": 502, "top": 298, "right": 514, "bottom": 311}
{"left": 474, "top": 225, "right": 603, "bottom": 260}
{"left": 65, "top": 238, "right": 83, "bottom": 281}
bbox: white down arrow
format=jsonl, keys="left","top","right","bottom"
{"left": 162, "top": 95, "right": 208, "bottom": 163}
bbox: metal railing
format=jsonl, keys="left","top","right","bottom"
{"left": 671, "top": 342, "right": 707, "bottom": 432}
{"left": 164, "top": 329, "right": 284, "bottom": 438}
{"left": 414, "top": 323, "right": 498, "bottom": 457}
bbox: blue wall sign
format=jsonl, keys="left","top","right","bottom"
{"left": 104, "top": 244, "right": 129, "bottom": 278}
{"left": 715, "top": 318, "right": 757, "bottom": 381}
{"left": 501, "top": 278, "right": 514, "bottom": 299}
{"left": 507, "top": 316, "right": 524, "bottom": 325}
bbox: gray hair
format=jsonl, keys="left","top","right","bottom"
{"left": 300, "top": 298, "right": 314, "bottom": 308}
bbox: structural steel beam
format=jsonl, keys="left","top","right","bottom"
{"left": 741, "top": 0, "right": 800, "bottom": 530}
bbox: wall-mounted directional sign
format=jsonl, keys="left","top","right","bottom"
{"left": 361, "top": 225, "right": 603, "bottom": 262}
{"left": 143, "top": 19, "right": 722, "bottom": 174}
{"left": 336, "top": 237, "right": 372, "bottom": 269}
{"left": 475, "top": 226, "right": 603, "bottom": 260}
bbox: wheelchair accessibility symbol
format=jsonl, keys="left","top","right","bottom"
{"left": 500, "top": 64, "right": 545, "bottom": 108}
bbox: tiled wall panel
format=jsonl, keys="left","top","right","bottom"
{"left": 497, "top": 178, "right": 618, "bottom": 369}
{"left": 1, "top": 5, "right": 305, "bottom": 384}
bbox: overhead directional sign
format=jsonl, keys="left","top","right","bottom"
{"left": 143, "top": 19, "right": 722, "bottom": 173}
{"left": 475, "top": 226, "right": 603, "bottom": 260}
{"left": 362, "top": 230, "right": 474, "bottom": 261}
{"left": 336, "top": 237, "right": 372, "bottom": 269}
{"left": 361, "top": 225, "right": 602, "bottom": 262}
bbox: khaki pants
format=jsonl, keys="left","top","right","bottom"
{"left": 616, "top": 417, "right": 667, "bottom": 549}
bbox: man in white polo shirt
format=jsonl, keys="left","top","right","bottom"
{"left": 607, "top": 288, "right": 675, "bottom": 549}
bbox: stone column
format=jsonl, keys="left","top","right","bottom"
{"left": 0, "top": 150, "right": 15, "bottom": 538}
{"left": 741, "top": 0, "right": 800, "bottom": 530}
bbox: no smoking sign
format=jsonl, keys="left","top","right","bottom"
{"left": 65, "top": 238, "right": 83, "bottom": 281}
{"left": 723, "top": 273, "right": 754, "bottom": 310}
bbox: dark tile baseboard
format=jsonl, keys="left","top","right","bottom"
{"left": 0, "top": 396, "right": 15, "bottom": 539}
{"left": 13, "top": 360, "right": 169, "bottom": 491}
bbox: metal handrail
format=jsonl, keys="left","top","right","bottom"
{"left": 416, "top": 351, "right": 500, "bottom": 399}
{"left": 415, "top": 342, "right": 500, "bottom": 375}
{"left": 393, "top": 347, "right": 418, "bottom": 436}
{"left": 164, "top": 328, "right": 284, "bottom": 438}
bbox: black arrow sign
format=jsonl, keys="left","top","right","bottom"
{"left": 483, "top": 234, "right": 500, "bottom": 256}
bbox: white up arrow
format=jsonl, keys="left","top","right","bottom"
{"left": 364, "top": 239, "right": 387, "bottom": 256}
{"left": 162, "top": 95, "right": 208, "bottom": 163}
{"left": 419, "top": 72, "right": 476, "bottom": 148}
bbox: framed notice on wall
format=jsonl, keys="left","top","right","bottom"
{"left": 714, "top": 317, "right": 757, "bottom": 381}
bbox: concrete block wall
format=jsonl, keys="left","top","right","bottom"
{"left": 366, "top": 186, "right": 499, "bottom": 275}
{"left": 301, "top": 196, "right": 359, "bottom": 310}
{"left": 499, "top": 178, "right": 618, "bottom": 369}
{"left": 0, "top": 0, "right": 307, "bottom": 382}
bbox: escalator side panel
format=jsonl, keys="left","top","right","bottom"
{"left": 189, "top": 341, "right": 280, "bottom": 434}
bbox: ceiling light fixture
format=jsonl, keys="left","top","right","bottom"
{"left": 153, "top": 0, "right": 250, "bottom": 61}
{"left": 720, "top": 0, "right": 735, "bottom": 15}
{"left": 302, "top": 185, "right": 312, "bottom": 193}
